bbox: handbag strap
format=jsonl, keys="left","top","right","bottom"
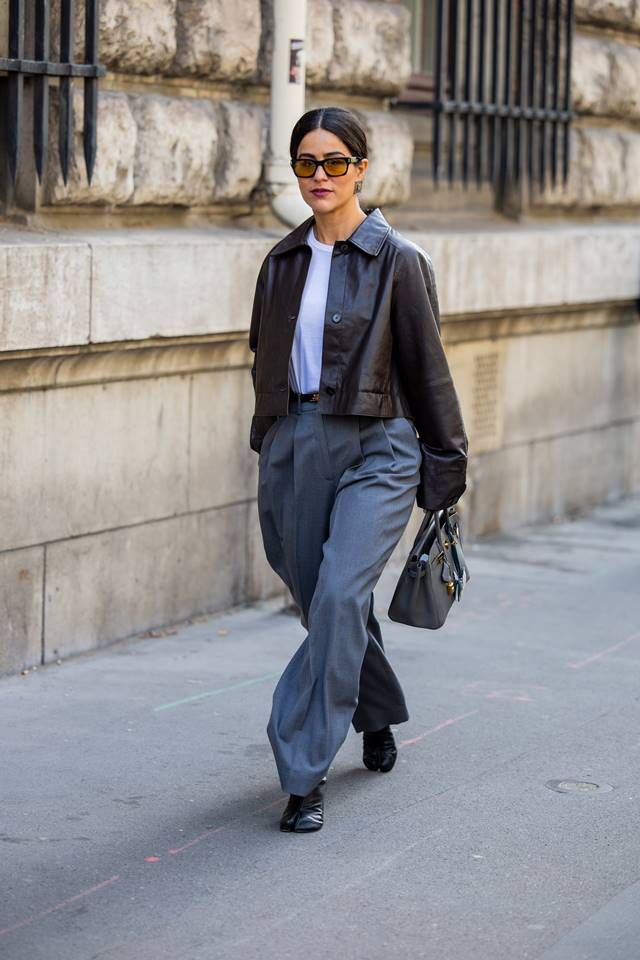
{"left": 412, "top": 509, "right": 435, "bottom": 557}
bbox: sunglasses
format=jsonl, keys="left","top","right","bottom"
{"left": 291, "top": 156, "right": 362, "bottom": 178}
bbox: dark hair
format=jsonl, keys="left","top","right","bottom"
{"left": 289, "top": 107, "right": 368, "bottom": 161}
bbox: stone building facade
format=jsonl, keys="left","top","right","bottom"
{"left": 0, "top": 0, "right": 638, "bottom": 674}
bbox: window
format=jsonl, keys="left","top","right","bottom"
{"left": 0, "top": 0, "right": 105, "bottom": 209}
{"left": 397, "top": 0, "right": 442, "bottom": 102}
{"left": 392, "top": 0, "right": 576, "bottom": 207}
{"left": 405, "top": 0, "right": 437, "bottom": 77}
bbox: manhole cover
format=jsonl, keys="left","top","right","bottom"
{"left": 545, "top": 779, "right": 614, "bottom": 794}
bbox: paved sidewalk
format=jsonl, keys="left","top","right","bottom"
{"left": 1, "top": 497, "right": 640, "bottom": 960}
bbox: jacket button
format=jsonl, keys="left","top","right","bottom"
{"left": 287, "top": 313, "right": 296, "bottom": 322}
{"left": 325, "top": 386, "right": 335, "bottom": 395}
{"left": 340, "top": 243, "right": 349, "bottom": 253}
{"left": 279, "top": 385, "right": 287, "bottom": 391}
{"left": 331, "top": 312, "right": 341, "bottom": 323}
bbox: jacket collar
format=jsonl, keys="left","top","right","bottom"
{"left": 269, "top": 206, "right": 391, "bottom": 257}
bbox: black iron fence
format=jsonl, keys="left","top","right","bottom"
{"left": 393, "top": 0, "right": 575, "bottom": 206}
{"left": 0, "top": 0, "right": 105, "bottom": 189}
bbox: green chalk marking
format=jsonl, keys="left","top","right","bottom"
{"left": 154, "top": 671, "right": 280, "bottom": 712}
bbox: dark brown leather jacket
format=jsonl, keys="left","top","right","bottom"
{"left": 249, "top": 206, "right": 468, "bottom": 510}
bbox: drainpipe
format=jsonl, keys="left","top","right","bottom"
{"left": 266, "top": 0, "right": 310, "bottom": 227}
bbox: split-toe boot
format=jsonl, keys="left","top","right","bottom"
{"left": 279, "top": 777, "right": 326, "bottom": 833}
{"left": 362, "top": 725, "right": 398, "bottom": 773}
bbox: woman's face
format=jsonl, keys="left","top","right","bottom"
{"left": 294, "top": 127, "right": 368, "bottom": 215}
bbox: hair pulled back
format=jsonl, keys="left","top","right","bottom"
{"left": 289, "top": 107, "right": 368, "bottom": 161}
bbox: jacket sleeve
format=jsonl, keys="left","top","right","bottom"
{"left": 249, "top": 255, "right": 277, "bottom": 454}
{"left": 391, "top": 244, "right": 468, "bottom": 511}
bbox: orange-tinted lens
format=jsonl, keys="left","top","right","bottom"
{"left": 323, "top": 158, "right": 349, "bottom": 176}
{"left": 292, "top": 159, "right": 316, "bottom": 177}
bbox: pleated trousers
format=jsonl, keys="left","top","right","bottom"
{"left": 257, "top": 397, "right": 422, "bottom": 797}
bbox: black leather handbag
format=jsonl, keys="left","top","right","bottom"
{"left": 388, "top": 506, "right": 470, "bottom": 629}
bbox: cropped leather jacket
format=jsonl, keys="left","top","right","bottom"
{"left": 248, "top": 205, "right": 468, "bottom": 511}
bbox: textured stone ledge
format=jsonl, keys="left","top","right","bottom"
{"left": 0, "top": 499, "right": 280, "bottom": 671}
{"left": 0, "top": 353, "right": 259, "bottom": 553}
{"left": 407, "top": 221, "right": 640, "bottom": 316}
{"left": 2, "top": 221, "right": 640, "bottom": 352}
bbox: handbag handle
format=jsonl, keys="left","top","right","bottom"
{"left": 411, "top": 509, "right": 435, "bottom": 558}
{"left": 433, "top": 507, "right": 456, "bottom": 553}
{"left": 412, "top": 506, "right": 455, "bottom": 560}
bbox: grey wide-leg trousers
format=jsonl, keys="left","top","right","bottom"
{"left": 257, "top": 398, "right": 422, "bottom": 797}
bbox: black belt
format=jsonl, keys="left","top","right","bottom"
{"left": 289, "top": 387, "right": 320, "bottom": 403}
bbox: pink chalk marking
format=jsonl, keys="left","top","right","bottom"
{"left": 399, "top": 710, "right": 479, "bottom": 748}
{"left": 485, "top": 689, "right": 534, "bottom": 702}
{"left": 160, "top": 795, "right": 287, "bottom": 859}
{"left": 166, "top": 795, "right": 287, "bottom": 856}
{"left": 567, "top": 631, "right": 640, "bottom": 670}
{"left": 10, "top": 706, "right": 507, "bottom": 944}
{"left": 462, "top": 681, "right": 546, "bottom": 702}
{"left": 168, "top": 825, "right": 227, "bottom": 855}
{"left": 0, "top": 875, "right": 120, "bottom": 939}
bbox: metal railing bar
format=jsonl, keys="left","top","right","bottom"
{"left": 489, "top": 0, "right": 500, "bottom": 184}
{"left": 562, "top": 0, "right": 573, "bottom": 185}
{"left": 475, "top": 0, "right": 486, "bottom": 186}
{"left": 433, "top": 0, "right": 446, "bottom": 185}
{"left": 539, "top": 0, "right": 550, "bottom": 189}
{"left": 7, "top": 0, "right": 25, "bottom": 184}
{"left": 526, "top": 0, "right": 537, "bottom": 189}
{"left": 499, "top": 0, "right": 513, "bottom": 204}
{"left": 405, "top": 98, "right": 572, "bottom": 121}
{"left": 83, "top": 0, "right": 99, "bottom": 183}
{"left": 33, "top": 0, "right": 50, "bottom": 183}
{"left": 461, "top": 0, "right": 473, "bottom": 187}
{"left": 447, "top": 0, "right": 460, "bottom": 186}
{"left": 513, "top": 0, "right": 526, "bottom": 195}
{"left": 550, "top": 0, "right": 561, "bottom": 187}
{"left": 0, "top": 58, "right": 105, "bottom": 76}
{"left": 58, "top": 0, "right": 75, "bottom": 185}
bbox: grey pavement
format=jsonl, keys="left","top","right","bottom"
{"left": 1, "top": 496, "right": 640, "bottom": 960}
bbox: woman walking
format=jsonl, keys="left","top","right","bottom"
{"left": 249, "top": 107, "right": 467, "bottom": 833}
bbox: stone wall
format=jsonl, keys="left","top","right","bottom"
{"left": 10, "top": 0, "right": 640, "bottom": 216}
{"left": 1, "top": 220, "right": 639, "bottom": 675}
{"left": 40, "top": 90, "right": 412, "bottom": 211}
{"left": 25, "top": 0, "right": 412, "bottom": 213}
{"left": 0, "top": 338, "right": 274, "bottom": 671}
{"left": 1, "top": 0, "right": 639, "bottom": 677}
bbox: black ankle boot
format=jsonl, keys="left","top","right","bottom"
{"left": 363, "top": 725, "right": 397, "bottom": 773}
{"left": 279, "top": 777, "right": 326, "bottom": 832}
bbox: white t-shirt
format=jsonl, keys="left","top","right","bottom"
{"left": 288, "top": 225, "right": 333, "bottom": 393}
